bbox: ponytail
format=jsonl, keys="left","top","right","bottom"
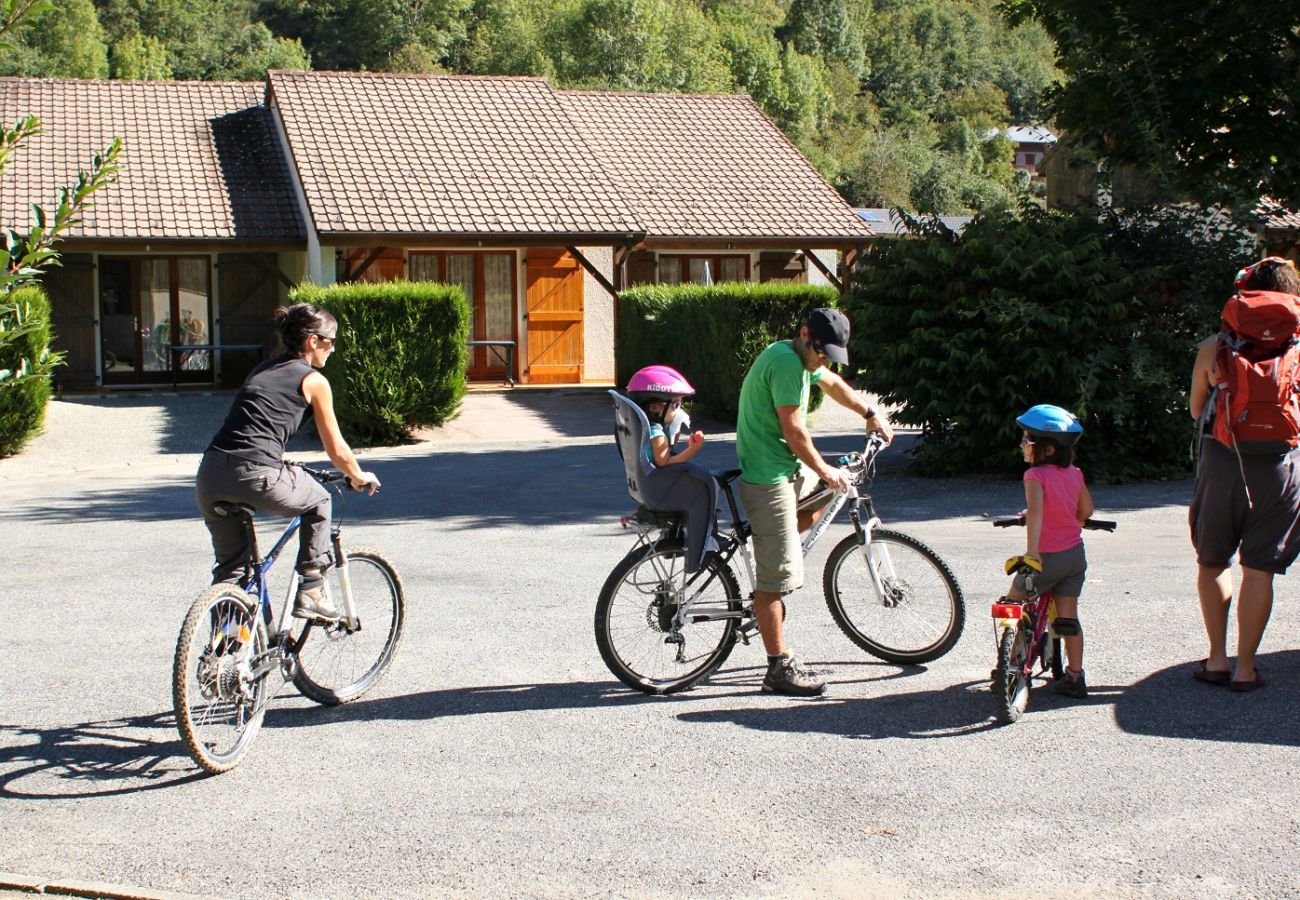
{"left": 273, "top": 303, "right": 336, "bottom": 353}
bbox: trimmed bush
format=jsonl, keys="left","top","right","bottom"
{"left": 291, "top": 280, "right": 469, "bottom": 447}
{"left": 0, "top": 285, "right": 62, "bottom": 457}
{"left": 841, "top": 204, "right": 1255, "bottom": 482}
{"left": 617, "top": 282, "right": 841, "bottom": 422}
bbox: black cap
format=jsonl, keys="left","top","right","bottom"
{"left": 806, "top": 308, "right": 851, "bottom": 365}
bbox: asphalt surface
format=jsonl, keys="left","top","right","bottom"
{"left": 1, "top": 390, "right": 1298, "bottom": 898}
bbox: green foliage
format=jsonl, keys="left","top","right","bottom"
{"left": 0, "top": 0, "right": 108, "bottom": 78}
{"left": 291, "top": 280, "right": 470, "bottom": 447}
{"left": 617, "top": 281, "right": 839, "bottom": 422}
{"left": 0, "top": 285, "right": 60, "bottom": 456}
{"left": 1016, "top": 0, "right": 1300, "bottom": 207}
{"left": 842, "top": 203, "right": 1256, "bottom": 482}
{"left": 110, "top": 32, "right": 173, "bottom": 79}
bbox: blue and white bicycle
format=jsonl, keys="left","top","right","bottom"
{"left": 172, "top": 465, "right": 404, "bottom": 773}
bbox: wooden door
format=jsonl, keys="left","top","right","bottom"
{"left": 43, "top": 253, "right": 96, "bottom": 389}
{"left": 525, "top": 252, "right": 583, "bottom": 384}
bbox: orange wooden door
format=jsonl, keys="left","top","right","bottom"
{"left": 525, "top": 252, "right": 584, "bottom": 384}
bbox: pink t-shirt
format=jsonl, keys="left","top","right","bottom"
{"left": 1025, "top": 464, "right": 1085, "bottom": 553}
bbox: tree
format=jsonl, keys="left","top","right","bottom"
{"left": 1011, "top": 0, "right": 1300, "bottom": 207}
{"left": 110, "top": 32, "right": 173, "bottom": 79}
{"left": 0, "top": 0, "right": 108, "bottom": 78}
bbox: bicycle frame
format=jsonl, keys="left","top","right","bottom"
{"left": 626, "top": 435, "right": 890, "bottom": 640}
{"left": 991, "top": 576, "right": 1057, "bottom": 678}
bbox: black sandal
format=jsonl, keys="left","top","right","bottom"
{"left": 1192, "top": 660, "right": 1231, "bottom": 685}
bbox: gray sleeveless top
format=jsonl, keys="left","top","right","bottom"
{"left": 207, "top": 353, "right": 315, "bottom": 467}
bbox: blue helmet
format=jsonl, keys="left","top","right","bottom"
{"left": 1016, "top": 404, "right": 1083, "bottom": 446}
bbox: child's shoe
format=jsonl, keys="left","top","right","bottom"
{"left": 1052, "top": 668, "right": 1087, "bottom": 698}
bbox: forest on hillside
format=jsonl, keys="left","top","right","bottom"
{"left": 0, "top": 0, "right": 1060, "bottom": 216}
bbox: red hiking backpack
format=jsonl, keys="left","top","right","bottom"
{"left": 1211, "top": 290, "right": 1300, "bottom": 454}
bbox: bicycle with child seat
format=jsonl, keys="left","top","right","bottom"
{"left": 595, "top": 433, "right": 966, "bottom": 694}
{"left": 989, "top": 514, "right": 1116, "bottom": 724}
{"left": 172, "top": 463, "right": 405, "bottom": 773}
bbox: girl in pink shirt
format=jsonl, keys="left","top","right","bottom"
{"left": 1006, "top": 405, "right": 1095, "bottom": 698}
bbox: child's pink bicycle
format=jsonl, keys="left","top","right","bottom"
{"left": 989, "top": 515, "right": 1116, "bottom": 724}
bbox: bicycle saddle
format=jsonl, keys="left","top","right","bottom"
{"left": 212, "top": 502, "right": 256, "bottom": 518}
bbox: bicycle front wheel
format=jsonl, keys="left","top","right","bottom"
{"left": 595, "top": 541, "right": 742, "bottom": 695}
{"left": 173, "top": 585, "right": 269, "bottom": 774}
{"left": 292, "top": 548, "right": 405, "bottom": 706}
{"left": 823, "top": 528, "right": 965, "bottom": 664}
{"left": 994, "top": 624, "right": 1032, "bottom": 724}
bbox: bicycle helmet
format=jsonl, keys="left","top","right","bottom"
{"left": 626, "top": 365, "right": 695, "bottom": 401}
{"left": 1016, "top": 404, "right": 1083, "bottom": 446}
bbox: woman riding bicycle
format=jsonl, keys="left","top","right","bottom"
{"left": 195, "top": 303, "right": 380, "bottom": 623}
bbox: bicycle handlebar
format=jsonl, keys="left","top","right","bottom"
{"left": 993, "top": 515, "right": 1117, "bottom": 532}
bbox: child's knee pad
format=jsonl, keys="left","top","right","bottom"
{"left": 1053, "top": 617, "right": 1081, "bottom": 637}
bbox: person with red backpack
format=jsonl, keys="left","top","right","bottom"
{"left": 1189, "top": 256, "right": 1300, "bottom": 692}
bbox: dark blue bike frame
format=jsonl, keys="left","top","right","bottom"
{"left": 238, "top": 516, "right": 303, "bottom": 631}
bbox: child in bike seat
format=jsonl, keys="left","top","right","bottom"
{"left": 628, "top": 364, "right": 706, "bottom": 469}
{"left": 1005, "top": 404, "right": 1095, "bottom": 698}
{"left": 619, "top": 365, "right": 717, "bottom": 570}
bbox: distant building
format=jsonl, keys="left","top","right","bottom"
{"left": 855, "top": 208, "right": 973, "bottom": 238}
{"left": 990, "top": 126, "right": 1057, "bottom": 176}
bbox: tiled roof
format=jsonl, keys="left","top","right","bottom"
{"left": 558, "top": 90, "right": 872, "bottom": 242}
{"left": 267, "top": 70, "right": 643, "bottom": 238}
{"left": 0, "top": 79, "right": 303, "bottom": 243}
{"left": 1258, "top": 198, "right": 1300, "bottom": 230}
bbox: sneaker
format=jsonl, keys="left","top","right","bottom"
{"left": 292, "top": 583, "right": 340, "bottom": 622}
{"left": 762, "top": 653, "right": 826, "bottom": 697}
{"left": 1052, "top": 668, "right": 1087, "bottom": 699}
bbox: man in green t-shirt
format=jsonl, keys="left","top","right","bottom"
{"left": 736, "top": 307, "right": 894, "bottom": 696}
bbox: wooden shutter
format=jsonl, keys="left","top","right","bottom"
{"left": 758, "top": 251, "right": 806, "bottom": 283}
{"left": 43, "top": 253, "right": 96, "bottom": 389}
{"left": 525, "top": 252, "right": 583, "bottom": 384}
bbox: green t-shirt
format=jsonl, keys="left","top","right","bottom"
{"left": 736, "top": 340, "right": 825, "bottom": 484}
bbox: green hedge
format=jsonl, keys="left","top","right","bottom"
{"left": 291, "top": 280, "right": 469, "bottom": 447}
{"left": 617, "top": 282, "right": 841, "bottom": 422}
{"left": 0, "top": 286, "right": 62, "bottom": 457}
{"left": 841, "top": 204, "right": 1255, "bottom": 482}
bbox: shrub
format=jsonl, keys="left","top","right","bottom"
{"left": 0, "top": 285, "right": 62, "bottom": 456}
{"left": 291, "top": 280, "right": 470, "bottom": 446}
{"left": 617, "top": 281, "right": 841, "bottom": 422}
{"left": 841, "top": 203, "right": 1255, "bottom": 482}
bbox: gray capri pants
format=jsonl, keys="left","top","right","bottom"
{"left": 1190, "top": 437, "right": 1300, "bottom": 574}
{"left": 1012, "top": 543, "right": 1087, "bottom": 598}
{"left": 195, "top": 450, "right": 332, "bottom": 584}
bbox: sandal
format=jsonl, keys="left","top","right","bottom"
{"left": 1192, "top": 660, "right": 1231, "bottom": 685}
{"left": 1230, "top": 671, "right": 1265, "bottom": 693}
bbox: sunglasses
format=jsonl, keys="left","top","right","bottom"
{"left": 313, "top": 333, "right": 338, "bottom": 348}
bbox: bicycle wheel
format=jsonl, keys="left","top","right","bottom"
{"left": 994, "top": 624, "right": 1032, "bottom": 724}
{"left": 595, "top": 540, "right": 742, "bottom": 695}
{"left": 173, "top": 584, "right": 269, "bottom": 774}
{"left": 822, "top": 528, "right": 965, "bottom": 664}
{"left": 292, "top": 548, "right": 405, "bottom": 706}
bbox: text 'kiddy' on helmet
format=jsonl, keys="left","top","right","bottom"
{"left": 626, "top": 365, "right": 695, "bottom": 401}
{"left": 1016, "top": 404, "right": 1083, "bottom": 446}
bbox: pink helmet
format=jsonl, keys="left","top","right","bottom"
{"left": 626, "top": 364, "right": 695, "bottom": 400}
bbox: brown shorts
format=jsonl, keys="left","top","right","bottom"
{"left": 739, "top": 467, "right": 814, "bottom": 594}
{"left": 1189, "top": 437, "right": 1300, "bottom": 574}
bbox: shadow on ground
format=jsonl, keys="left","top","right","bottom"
{"left": 2, "top": 434, "right": 1195, "bottom": 528}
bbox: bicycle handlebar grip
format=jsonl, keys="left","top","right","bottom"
{"left": 992, "top": 517, "right": 1025, "bottom": 528}
{"left": 1084, "top": 518, "right": 1118, "bottom": 532}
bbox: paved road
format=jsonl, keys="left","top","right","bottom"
{"left": 2, "top": 392, "right": 1298, "bottom": 898}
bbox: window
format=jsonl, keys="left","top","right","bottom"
{"left": 656, "top": 254, "right": 750, "bottom": 285}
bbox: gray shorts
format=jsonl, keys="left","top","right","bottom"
{"left": 739, "top": 466, "right": 815, "bottom": 594}
{"left": 1190, "top": 437, "right": 1300, "bottom": 574}
{"left": 1012, "top": 543, "right": 1087, "bottom": 598}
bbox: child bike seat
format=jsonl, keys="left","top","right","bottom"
{"left": 610, "top": 390, "right": 719, "bottom": 573}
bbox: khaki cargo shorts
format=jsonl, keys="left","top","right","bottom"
{"left": 739, "top": 466, "right": 814, "bottom": 594}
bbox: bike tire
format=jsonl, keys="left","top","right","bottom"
{"left": 173, "top": 584, "right": 269, "bottom": 774}
{"left": 822, "top": 528, "right": 965, "bottom": 664}
{"left": 595, "top": 540, "right": 742, "bottom": 695}
{"left": 292, "top": 548, "right": 405, "bottom": 706}
{"left": 994, "top": 625, "right": 1032, "bottom": 724}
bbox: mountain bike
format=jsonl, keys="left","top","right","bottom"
{"left": 990, "top": 515, "right": 1116, "bottom": 724}
{"left": 173, "top": 465, "right": 405, "bottom": 773}
{"left": 596, "top": 433, "right": 965, "bottom": 694}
